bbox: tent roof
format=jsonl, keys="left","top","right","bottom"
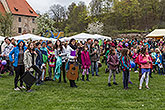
{"left": 12, "top": 34, "right": 52, "bottom": 41}
{"left": 146, "top": 29, "right": 165, "bottom": 37}
{"left": 62, "top": 33, "right": 112, "bottom": 41}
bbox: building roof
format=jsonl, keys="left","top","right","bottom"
{"left": 0, "top": 2, "right": 5, "bottom": 15}
{"left": 0, "top": 0, "right": 38, "bottom": 17}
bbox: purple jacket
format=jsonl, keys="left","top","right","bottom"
{"left": 81, "top": 51, "right": 91, "bottom": 69}
{"left": 107, "top": 54, "right": 119, "bottom": 70}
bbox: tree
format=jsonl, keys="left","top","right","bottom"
{"left": 66, "top": 1, "right": 89, "bottom": 33}
{"left": 0, "top": 13, "right": 13, "bottom": 37}
{"left": 86, "top": 21, "right": 103, "bottom": 34}
{"left": 35, "top": 13, "right": 58, "bottom": 37}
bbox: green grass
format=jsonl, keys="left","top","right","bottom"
{"left": 0, "top": 64, "right": 165, "bottom": 110}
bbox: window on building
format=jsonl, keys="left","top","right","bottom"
{"left": 18, "top": 17, "right": 21, "bottom": 22}
{"left": 18, "top": 28, "right": 22, "bottom": 33}
{"left": 29, "top": 10, "right": 33, "bottom": 14}
{"left": 32, "top": 18, "right": 35, "bottom": 23}
{"left": 14, "top": 7, "right": 18, "bottom": 11}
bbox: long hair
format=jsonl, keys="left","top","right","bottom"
{"left": 121, "top": 48, "right": 129, "bottom": 61}
{"left": 55, "top": 40, "right": 63, "bottom": 51}
{"left": 27, "top": 42, "right": 34, "bottom": 52}
{"left": 141, "top": 47, "right": 147, "bottom": 57}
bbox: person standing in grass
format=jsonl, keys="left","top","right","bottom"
{"left": 35, "top": 42, "right": 43, "bottom": 85}
{"left": 139, "top": 47, "right": 152, "bottom": 90}
{"left": 9, "top": 40, "right": 27, "bottom": 91}
{"left": 155, "top": 48, "right": 163, "bottom": 75}
{"left": 66, "top": 38, "right": 78, "bottom": 88}
{"left": 55, "top": 40, "right": 67, "bottom": 83}
{"left": 121, "top": 48, "right": 131, "bottom": 90}
{"left": 24, "top": 42, "right": 37, "bottom": 92}
{"left": 107, "top": 48, "right": 119, "bottom": 87}
{"left": 40, "top": 41, "right": 48, "bottom": 81}
{"left": 89, "top": 43, "right": 99, "bottom": 76}
{"left": 48, "top": 44, "right": 56, "bottom": 80}
{"left": 81, "top": 45, "right": 91, "bottom": 81}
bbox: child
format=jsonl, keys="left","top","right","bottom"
{"left": 155, "top": 48, "right": 163, "bottom": 75}
{"left": 107, "top": 48, "right": 119, "bottom": 87}
{"left": 89, "top": 43, "right": 99, "bottom": 76}
{"left": 81, "top": 45, "right": 91, "bottom": 81}
{"left": 40, "top": 41, "right": 48, "bottom": 81}
{"left": 48, "top": 45, "right": 56, "bottom": 80}
{"left": 35, "top": 42, "right": 43, "bottom": 85}
{"left": 121, "top": 48, "right": 131, "bottom": 90}
{"left": 132, "top": 49, "right": 138, "bottom": 73}
{"left": 139, "top": 47, "right": 152, "bottom": 90}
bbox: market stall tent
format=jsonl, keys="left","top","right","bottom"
{"left": 146, "top": 29, "right": 165, "bottom": 39}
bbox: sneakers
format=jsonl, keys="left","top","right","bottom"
{"left": 139, "top": 86, "right": 142, "bottom": 90}
{"left": 14, "top": 87, "right": 20, "bottom": 91}
{"left": 108, "top": 83, "right": 111, "bottom": 87}
{"left": 113, "top": 82, "right": 118, "bottom": 85}
{"left": 20, "top": 86, "right": 26, "bottom": 89}
{"left": 128, "top": 81, "right": 133, "bottom": 84}
{"left": 135, "top": 71, "right": 138, "bottom": 73}
{"left": 145, "top": 85, "right": 150, "bottom": 89}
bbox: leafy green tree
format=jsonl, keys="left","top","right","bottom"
{"left": 0, "top": 13, "right": 13, "bottom": 37}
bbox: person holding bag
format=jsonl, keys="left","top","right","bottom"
{"left": 24, "top": 42, "right": 37, "bottom": 92}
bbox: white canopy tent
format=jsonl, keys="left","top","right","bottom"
{"left": 94, "top": 34, "right": 111, "bottom": 40}
{"left": 12, "top": 34, "right": 56, "bottom": 41}
{"left": 146, "top": 29, "right": 165, "bottom": 39}
{"left": 61, "top": 33, "right": 112, "bottom": 41}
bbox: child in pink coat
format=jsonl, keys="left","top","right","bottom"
{"left": 81, "top": 45, "right": 91, "bottom": 81}
{"left": 139, "top": 47, "right": 152, "bottom": 90}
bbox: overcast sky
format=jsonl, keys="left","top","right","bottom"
{"left": 26, "top": 0, "right": 91, "bottom": 13}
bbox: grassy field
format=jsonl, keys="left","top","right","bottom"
{"left": 0, "top": 64, "right": 165, "bottom": 110}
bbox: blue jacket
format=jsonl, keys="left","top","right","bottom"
{"left": 155, "top": 54, "right": 162, "bottom": 64}
{"left": 35, "top": 48, "right": 43, "bottom": 67}
{"left": 9, "top": 40, "right": 27, "bottom": 67}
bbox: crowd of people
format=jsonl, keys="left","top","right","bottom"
{"left": 0, "top": 37, "right": 164, "bottom": 92}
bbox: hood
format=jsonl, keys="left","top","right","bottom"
{"left": 17, "top": 40, "right": 26, "bottom": 47}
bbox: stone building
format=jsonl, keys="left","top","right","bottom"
{"left": 0, "top": 0, "right": 38, "bottom": 36}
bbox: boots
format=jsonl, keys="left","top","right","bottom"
{"left": 82, "top": 75, "right": 85, "bottom": 81}
{"left": 86, "top": 75, "right": 90, "bottom": 81}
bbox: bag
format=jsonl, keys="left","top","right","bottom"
{"left": 31, "top": 65, "right": 42, "bottom": 75}
{"left": 22, "top": 71, "right": 37, "bottom": 87}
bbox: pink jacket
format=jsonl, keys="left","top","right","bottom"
{"left": 139, "top": 54, "right": 152, "bottom": 69}
{"left": 81, "top": 51, "right": 91, "bottom": 69}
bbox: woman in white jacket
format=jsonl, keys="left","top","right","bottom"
{"left": 66, "top": 38, "right": 78, "bottom": 88}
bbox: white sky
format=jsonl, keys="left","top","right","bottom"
{"left": 26, "top": 0, "right": 91, "bottom": 13}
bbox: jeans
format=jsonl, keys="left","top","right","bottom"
{"left": 134, "top": 63, "right": 138, "bottom": 71}
{"left": 123, "top": 69, "right": 129, "bottom": 89}
{"left": 48, "top": 66, "right": 55, "bottom": 79}
{"left": 91, "top": 61, "right": 98, "bottom": 75}
{"left": 59, "top": 62, "right": 66, "bottom": 82}
{"left": 158, "top": 66, "right": 163, "bottom": 75}
{"left": 14, "top": 65, "right": 24, "bottom": 88}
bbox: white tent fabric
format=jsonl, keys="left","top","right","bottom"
{"left": 0, "top": 36, "right": 5, "bottom": 41}
{"left": 94, "top": 34, "right": 111, "bottom": 40}
{"left": 61, "top": 33, "right": 112, "bottom": 41}
{"left": 146, "top": 29, "right": 165, "bottom": 37}
{"left": 12, "top": 34, "right": 55, "bottom": 41}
